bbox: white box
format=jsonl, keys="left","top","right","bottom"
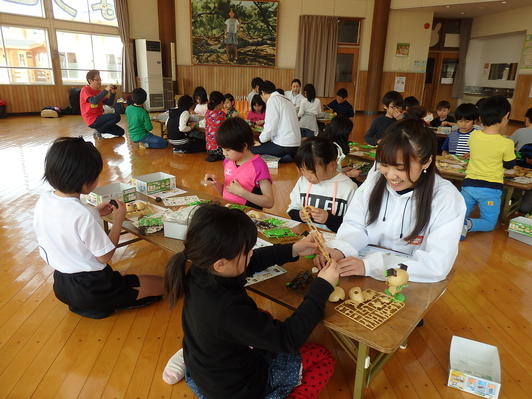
{"left": 448, "top": 336, "right": 501, "bottom": 399}
{"left": 508, "top": 216, "right": 532, "bottom": 246}
{"left": 260, "top": 155, "right": 280, "bottom": 169}
{"left": 163, "top": 206, "right": 197, "bottom": 240}
{"left": 134, "top": 172, "right": 176, "bottom": 195}
{"left": 87, "top": 183, "right": 136, "bottom": 206}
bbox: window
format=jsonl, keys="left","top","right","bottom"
{"left": 488, "top": 63, "right": 518, "bottom": 81}
{"left": 0, "top": 26, "right": 53, "bottom": 84}
{"left": 57, "top": 31, "right": 122, "bottom": 84}
{"left": 0, "top": 0, "right": 44, "bottom": 18}
{"left": 53, "top": 0, "right": 118, "bottom": 27}
{"left": 337, "top": 20, "right": 360, "bottom": 45}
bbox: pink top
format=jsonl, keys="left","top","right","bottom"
{"left": 247, "top": 110, "right": 265, "bottom": 123}
{"left": 223, "top": 155, "right": 271, "bottom": 206}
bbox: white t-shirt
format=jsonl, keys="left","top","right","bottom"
{"left": 298, "top": 98, "right": 321, "bottom": 135}
{"left": 259, "top": 91, "right": 301, "bottom": 147}
{"left": 285, "top": 91, "right": 304, "bottom": 108}
{"left": 33, "top": 191, "right": 115, "bottom": 273}
{"left": 194, "top": 103, "right": 208, "bottom": 117}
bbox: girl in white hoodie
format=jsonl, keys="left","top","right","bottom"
{"left": 315, "top": 119, "right": 466, "bottom": 283}
{"left": 287, "top": 137, "right": 357, "bottom": 232}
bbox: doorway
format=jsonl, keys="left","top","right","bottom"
{"left": 423, "top": 51, "right": 459, "bottom": 112}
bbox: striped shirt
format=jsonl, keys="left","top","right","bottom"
{"left": 456, "top": 130, "right": 472, "bottom": 155}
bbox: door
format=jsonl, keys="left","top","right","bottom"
{"left": 423, "top": 51, "right": 459, "bottom": 112}
{"left": 334, "top": 47, "right": 359, "bottom": 109}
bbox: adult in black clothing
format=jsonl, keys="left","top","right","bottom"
{"left": 327, "top": 88, "right": 354, "bottom": 119}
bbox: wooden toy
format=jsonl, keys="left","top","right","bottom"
{"left": 286, "top": 271, "right": 314, "bottom": 290}
{"left": 300, "top": 206, "right": 331, "bottom": 263}
{"left": 384, "top": 263, "right": 409, "bottom": 302}
{"left": 328, "top": 286, "right": 345, "bottom": 302}
{"left": 335, "top": 289, "right": 405, "bottom": 330}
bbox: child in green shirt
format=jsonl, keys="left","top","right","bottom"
{"left": 125, "top": 88, "right": 167, "bottom": 149}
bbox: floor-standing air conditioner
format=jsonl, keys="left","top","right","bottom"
{"left": 135, "top": 39, "right": 164, "bottom": 111}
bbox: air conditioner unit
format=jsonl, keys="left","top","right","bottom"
{"left": 135, "top": 39, "right": 164, "bottom": 111}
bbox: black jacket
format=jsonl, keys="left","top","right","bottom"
{"left": 182, "top": 244, "right": 333, "bottom": 399}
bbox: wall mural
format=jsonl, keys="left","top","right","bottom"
{"left": 191, "top": 0, "right": 279, "bottom": 67}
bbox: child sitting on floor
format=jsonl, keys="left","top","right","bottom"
{"left": 203, "top": 118, "right": 274, "bottom": 209}
{"left": 167, "top": 95, "right": 205, "bottom": 153}
{"left": 461, "top": 95, "right": 516, "bottom": 238}
{"left": 441, "top": 103, "right": 479, "bottom": 157}
{"left": 162, "top": 204, "right": 337, "bottom": 398}
{"left": 125, "top": 88, "right": 167, "bottom": 149}
{"left": 193, "top": 86, "right": 209, "bottom": 117}
{"left": 33, "top": 137, "right": 163, "bottom": 319}
{"left": 287, "top": 137, "right": 357, "bottom": 232}
{"left": 327, "top": 88, "right": 354, "bottom": 120}
{"left": 204, "top": 91, "right": 226, "bottom": 162}
{"left": 224, "top": 93, "right": 239, "bottom": 118}
{"left": 430, "top": 100, "right": 456, "bottom": 128}
{"left": 247, "top": 94, "right": 266, "bottom": 126}
{"left": 364, "top": 91, "right": 403, "bottom": 145}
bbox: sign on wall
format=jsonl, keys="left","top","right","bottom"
{"left": 190, "top": 0, "right": 279, "bottom": 67}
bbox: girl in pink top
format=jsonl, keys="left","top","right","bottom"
{"left": 204, "top": 91, "right": 226, "bottom": 162}
{"left": 247, "top": 94, "right": 266, "bottom": 126}
{"left": 203, "top": 118, "right": 274, "bottom": 209}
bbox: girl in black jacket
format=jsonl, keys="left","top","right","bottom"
{"left": 163, "top": 204, "right": 338, "bottom": 399}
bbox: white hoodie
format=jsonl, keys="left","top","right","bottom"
{"left": 328, "top": 171, "right": 466, "bottom": 283}
{"left": 287, "top": 173, "right": 357, "bottom": 231}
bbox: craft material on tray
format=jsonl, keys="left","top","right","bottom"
{"left": 245, "top": 265, "right": 286, "bottom": 287}
{"left": 148, "top": 187, "right": 187, "bottom": 200}
{"left": 263, "top": 228, "right": 297, "bottom": 238}
{"left": 226, "top": 203, "right": 247, "bottom": 211}
{"left": 254, "top": 237, "right": 274, "bottom": 249}
{"left": 162, "top": 195, "right": 201, "bottom": 207}
{"left": 125, "top": 200, "right": 168, "bottom": 221}
{"left": 132, "top": 215, "right": 164, "bottom": 234}
{"left": 247, "top": 210, "right": 301, "bottom": 230}
{"left": 300, "top": 207, "right": 331, "bottom": 263}
{"left": 335, "top": 289, "right": 405, "bottom": 330}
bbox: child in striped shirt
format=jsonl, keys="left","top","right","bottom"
{"left": 441, "top": 103, "right": 479, "bottom": 158}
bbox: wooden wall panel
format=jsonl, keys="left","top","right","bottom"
{"left": 177, "top": 65, "right": 295, "bottom": 98}
{"left": 511, "top": 73, "right": 532, "bottom": 122}
{"left": 355, "top": 71, "right": 426, "bottom": 112}
{"left": 1, "top": 84, "right": 126, "bottom": 114}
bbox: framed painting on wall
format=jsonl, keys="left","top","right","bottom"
{"left": 190, "top": 0, "right": 279, "bottom": 67}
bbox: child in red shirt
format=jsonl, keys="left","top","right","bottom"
{"left": 203, "top": 118, "right": 274, "bottom": 209}
{"left": 79, "top": 70, "right": 124, "bottom": 137}
{"left": 204, "top": 91, "right": 226, "bottom": 162}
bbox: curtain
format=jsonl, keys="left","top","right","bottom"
{"left": 295, "top": 16, "right": 338, "bottom": 97}
{"left": 115, "top": 0, "right": 136, "bottom": 93}
{"left": 451, "top": 19, "right": 472, "bottom": 98}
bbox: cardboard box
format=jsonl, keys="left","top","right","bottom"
{"left": 508, "top": 216, "right": 532, "bottom": 246}
{"left": 260, "top": 155, "right": 280, "bottom": 169}
{"left": 87, "top": 183, "right": 136, "bottom": 206}
{"left": 134, "top": 172, "right": 176, "bottom": 195}
{"left": 448, "top": 336, "right": 501, "bottom": 399}
{"left": 163, "top": 206, "right": 197, "bottom": 240}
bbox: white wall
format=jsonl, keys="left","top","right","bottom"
{"left": 465, "top": 33, "right": 525, "bottom": 89}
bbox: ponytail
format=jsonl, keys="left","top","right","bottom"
{"left": 208, "top": 91, "right": 225, "bottom": 111}
{"left": 163, "top": 204, "right": 257, "bottom": 308}
{"left": 164, "top": 252, "right": 188, "bottom": 308}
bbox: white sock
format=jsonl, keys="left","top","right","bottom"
{"left": 163, "top": 348, "right": 186, "bottom": 385}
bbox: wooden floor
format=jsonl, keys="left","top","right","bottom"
{"left": 0, "top": 115, "right": 530, "bottom": 399}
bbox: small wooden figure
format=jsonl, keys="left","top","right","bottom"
{"left": 384, "top": 263, "right": 409, "bottom": 302}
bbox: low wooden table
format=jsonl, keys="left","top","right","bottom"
{"left": 248, "top": 262, "right": 450, "bottom": 399}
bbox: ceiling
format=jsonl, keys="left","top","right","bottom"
{"left": 400, "top": 0, "right": 532, "bottom": 18}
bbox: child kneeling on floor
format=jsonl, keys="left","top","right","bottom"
{"left": 203, "top": 117, "right": 274, "bottom": 210}
{"left": 163, "top": 204, "right": 337, "bottom": 399}
{"left": 33, "top": 137, "right": 164, "bottom": 318}
{"left": 125, "top": 88, "right": 167, "bottom": 149}
{"left": 287, "top": 137, "right": 357, "bottom": 232}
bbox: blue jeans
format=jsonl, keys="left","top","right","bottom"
{"left": 461, "top": 186, "right": 502, "bottom": 232}
{"left": 89, "top": 113, "right": 125, "bottom": 136}
{"left": 138, "top": 132, "right": 167, "bottom": 149}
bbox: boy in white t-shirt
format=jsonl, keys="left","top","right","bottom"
{"left": 33, "top": 137, "right": 163, "bottom": 318}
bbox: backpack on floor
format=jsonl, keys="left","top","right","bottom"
{"left": 41, "top": 106, "right": 61, "bottom": 118}
{"left": 0, "top": 99, "right": 6, "bottom": 118}
{"left": 68, "top": 88, "right": 81, "bottom": 115}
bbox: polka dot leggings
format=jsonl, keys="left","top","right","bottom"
{"left": 286, "top": 343, "right": 335, "bottom": 399}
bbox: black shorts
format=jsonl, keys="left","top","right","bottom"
{"left": 53, "top": 265, "right": 140, "bottom": 312}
